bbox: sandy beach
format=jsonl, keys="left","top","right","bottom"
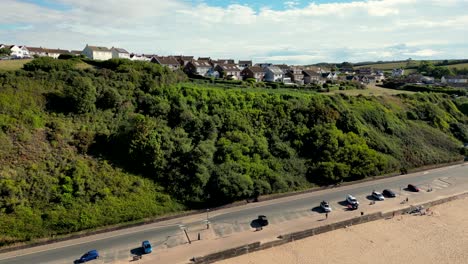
{"left": 217, "top": 197, "right": 468, "bottom": 264}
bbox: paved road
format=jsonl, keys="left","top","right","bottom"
{"left": 1, "top": 164, "right": 467, "bottom": 263}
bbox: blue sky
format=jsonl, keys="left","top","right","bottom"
{"left": 1, "top": 0, "right": 468, "bottom": 64}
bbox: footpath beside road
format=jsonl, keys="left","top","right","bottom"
{"left": 117, "top": 175, "right": 468, "bottom": 264}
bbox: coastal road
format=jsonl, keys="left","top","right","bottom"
{"left": 1, "top": 163, "right": 467, "bottom": 263}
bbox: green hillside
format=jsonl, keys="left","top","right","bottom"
{"left": 0, "top": 57, "right": 467, "bottom": 246}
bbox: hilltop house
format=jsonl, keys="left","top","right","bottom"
{"left": 214, "top": 64, "right": 241, "bottom": 80}
{"left": 111, "top": 47, "right": 130, "bottom": 59}
{"left": 3, "top": 45, "right": 29, "bottom": 58}
{"left": 302, "top": 70, "right": 322, "bottom": 84}
{"left": 264, "top": 66, "right": 284, "bottom": 82}
{"left": 27, "top": 47, "right": 48, "bottom": 57}
{"left": 151, "top": 56, "right": 180, "bottom": 70}
{"left": 82, "top": 45, "right": 112, "bottom": 60}
{"left": 130, "top": 53, "right": 151, "bottom": 61}
{"left": 241, "top": 66, "right": 265, "bottom": 82}
{"left": 185, "top": 60, "right": 213, "bottom": 77}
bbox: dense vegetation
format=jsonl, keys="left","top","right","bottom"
{"left": 0, "top": 57, "right": 467, "bottom": 245}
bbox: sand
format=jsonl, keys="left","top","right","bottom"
{"left": 217, "top": 197, "right": 468, "bottom": 264}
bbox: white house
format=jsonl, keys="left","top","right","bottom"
{"left": 82, "top": 45, "right": 112, "bottom": 60}
{"left": 392, "top": 68, "right": 405, "bottom": 77}
{"left": 130, "top": 53, "right": 151, "bottom": 61}
{"left": 4, "top": 45, "right": 29, "bottom": 58}
{"left": 441, "top": 75, "right": 468, "bottom": 84}
{"left": 111, "top": 47, "right": 130, "bottom": 59}
{"left": 264, "top": 66, "right": 284, "bottom": 82}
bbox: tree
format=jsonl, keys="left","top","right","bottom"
{"left": 64, "top": 77, "right": 97, "bottom": 113}
{"left": 0, "top": 48, "right": 11, "bottom": 56}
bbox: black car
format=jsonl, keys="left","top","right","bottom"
{"left": 382, "top": 189, "right": 396, "bottom": 197}
{"left": 258, "top": 215, "right": 269, "bottom": 226}
{"left": 407, "top": 184, "right": 420, "bottom": 192}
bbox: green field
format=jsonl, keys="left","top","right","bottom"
{"left": 355, "top": 60, "right": 468, "bottom": 71}
{"left": 0, "top": 59, "right": 32, "bottom": 71}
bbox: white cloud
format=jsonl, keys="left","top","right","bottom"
{"left": 1, "top": 0, "right": 467, "bottom": 63}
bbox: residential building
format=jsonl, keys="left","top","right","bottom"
{"left": 173, "top": 55, "right": 194, "bottom": 66}
{"left": 302, "top": 70, "right": 322, "bottom": 84}
{"left": 238, "top": 60, "right": 253, "bottom": 70}
{"left": 111, "top": 47, "right": 130, "bottom": 59}
{"left": 358, "top": 67, "right": 373, "bottom": 75}
{"left": 275, "top": 64, "right": 291, "bottom": 74}
{"left": 82, "top": 45, "right": 112, "bottom": 60}
{"left": 70, "top": 50, "right": 82, "bottom": 56}
{"left": 392, "top": 68, "right": 405, "bottom": 77}
{"left": 46, "top": 48, "right": 70, "bottom": 59}
{"left": 441, "top": 75, "right": 468, "bottom": 84}
{"left": 184, "top": 60, "right": 213, "bottom": 77}
{"left": 151, "top": 56, "right": 180, "bottom": 70}
{"left": 346, "top": 75, "right": 360, "bottom": 82}
{"left": 321, "top": 72, "right": 338, "bottom": 81}
{"left": 421, "top": 76, "right": 435, "bottom": 84}
{"left": 263, "top": 66, "right": 283, "bottom": 82}
{"left": 241, "top": 66, "right": 265, "bottom": 82}
{"left": 4, "top": 45, "right": 29, "bottom": 58}
{"left": 27, "top": 47, "right": 48, "bottom": 57}
{"left": 286, "top": 67, "right": 304, "bottom": 85}
{"left": 130, "top": 53, "right": 151, "bottom": 61}
{"left": 256, "top": 63, "right": 273, "bottom": 68}
{"left": 214, "top": 64, "right": 241, "bottom": 80}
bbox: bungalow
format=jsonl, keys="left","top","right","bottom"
{"left": 46, "top": 48, "right": 71, "bottom": 59}
{"left": 27, "top": 47, "right": 48, "bottom": 57}
{"left": 185, "top": 60, "right": 213, "bottom": 77}
{"left": 130, "top": 53, "right": 151, "bottom": 61}
{"left": 151, "top": 56, "right": 180, "bottom": 70}
{"left": 82, "top": 45, "right": 112, "bottom": 60}
{"left": 302, "top": 70, "right": 322, "bottom": 84}
{"left": 441, "top": 75, "right": 468, "bottom": 84}
{"left": 264, "top": 66, "right": 284, "bottom": 82}
{"left": 111, "top": 47, "right": 130, "bottom": 59}
{"left": 214, "top": 64, "right": 241, "bottom": 80}
{"left": 421, "top": 76, "right": 435, "bottom": 84}
{"left": 241, "top": 66, "right": 265, "bottom": 82}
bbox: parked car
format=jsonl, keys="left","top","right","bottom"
{"left": 257, "top": 215, "right": 269, "bottom": 226}
{"left": 142, "top": 240, "right": 152, "bottom": 254}
{"left": 382, "top": 189, "right": 396, "bottom": 197}
{"left": 320, "top": 200, "right": 332, "bottom": 212}
{"left": 346, "top": 194, "right": 359, "bottom": 205}
{"left": 407, "top": 184, "right": 420, "bottom": 192}
{"left": 347, "top": 203, "right": 359, "bottom": 210}
{"left": 372, "top": 191, "right": 385, "bottom": 201}
{"left": 77, "top": 250, "right": 99, "bottom": 263}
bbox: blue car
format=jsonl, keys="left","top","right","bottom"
{"left": 78, "top": 250, "right": 99, "bottom": 263}
{"left": 142, "top": 240, "right": 152, "bottom": 254}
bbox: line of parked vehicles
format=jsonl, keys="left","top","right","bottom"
{"left": 320, "top": 184, "right": 420, "bottom": 213}
{"left": 77, "top": 184, "right": 423, "bottom": 262}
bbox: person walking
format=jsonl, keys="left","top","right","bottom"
{"left": 325, "top": 213, "right": 328, "bottom": 219}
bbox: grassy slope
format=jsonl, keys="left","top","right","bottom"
{"left": 0, "top": 59, "right": 32, "bottom": 71}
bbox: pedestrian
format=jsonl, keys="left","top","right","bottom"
{"left": 325, "top": 213, "right": 328, "bottom": 219}
{"left": 361, "top": 211, "right": 364, "bottom": 216}
{"left": 406, "top": 197, "right": 409, "bottom": 202}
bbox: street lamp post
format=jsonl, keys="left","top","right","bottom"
{"left": 206, "top": 209, "right": 210, "bottom": 229}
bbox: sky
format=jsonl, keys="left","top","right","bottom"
{"left": 1, "top": 0, "right": 468, "bottom": 64}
